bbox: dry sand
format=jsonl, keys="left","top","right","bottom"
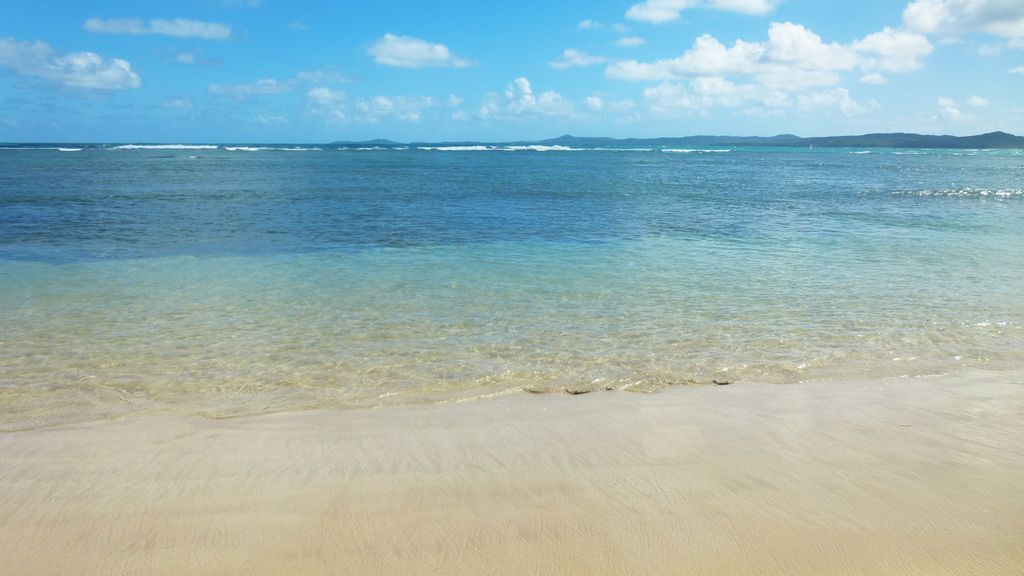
{"left": 1, "top": 370, "right": 1022, "bottom": 575}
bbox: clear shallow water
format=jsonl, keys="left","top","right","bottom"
{"left": 1, "top": 146, "right": 1023, "bottom": 429}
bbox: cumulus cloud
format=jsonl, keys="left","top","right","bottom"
{"left": 707, "top": 0, "right": 779, "bottom": 15}
{"left": 643, "top": 78, "right": 787, "bottom": 114}
{"left": 903, "top": 0, "right": 1024, "bottom": 38}
{"left": 643, "top": 77, "right": 874, "bottom": 117}
{"left": 0, "top": 37, "right": 141, "bottom": 90}
{"left": 550, "top": 49, "right": 608, "bottom": 69}
{"left": 616, "top": 36, "right": 647, "bottom": 46}
{"left": 607, "top": 22, "right": 931, "bottom": 88}
{"left": 84, "top": 17, "right": 231, "bottom": 39}
{"left": 578, "top": 19, "right": 603, "bottom": 29}
{"left": 307, "top": 87, "right": 348, "bottom": 121}
{"left": 584, "top": 95, "right": 637, "bottom": 112}
{"left": 796, "top": 88, "right": 878, "bottom": 116}
{"left": 852, "top": 27, "right": 934, "bottom": 72}
{"left": 368, "top": 34, "right": 473, "bottom": 68}
{"left": 859, "top": 72, "right": 888, "bottom": 84}
{"left": 478, "top": 77, "right": 576, "bottom": 119}
{"left": 626, "top": 0, "right": 697, "bottom": 24}
{"left": 625, "top": 0, "right": 778, "bottom": 23}
{"left": 357, "top": 96, "right": 436, "bottom": 122}
{"left": 307, "top": 87, "right": 436, "bottom": 123}
{"left": 967, "top": 94, "right": 989, "bottom": 106}
{"left": 1010, "top": 65, "right": 1024, "bottom": 73}
{"left": 937, "top": 96, "right": 962, "bottom": 119}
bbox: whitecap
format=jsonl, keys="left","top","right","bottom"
{"left": 662, "top": 148, "right": 731, "bottom": 153}
{"left": 112, "top": 144, "right": 219, "bottom": 150}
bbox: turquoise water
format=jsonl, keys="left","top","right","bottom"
{"left": 2, "top": 145, "right": 1023, "bottom": 429}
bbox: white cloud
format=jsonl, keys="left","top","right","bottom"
{"left": 446, "top": 94, "right": 463, "bottom": 107}
{"left": 937, "top": 96, "right": 962, "bottom": 119}
{"left": 765, "top": 21, "right": 859, "bottom": 70}
{"left": 294, "top": 68, "right": 349, "bottom": 84}
{"left": 639, "top": 67, "right": 876, "bottom": 118}
{"left": 84, "top": 17, "right": 231, "bottom": 39}
{"left": 977, "top": 43, "right": 1002, "bottom": 56}
{"left": 607, "top": 21, "right": 931, "bottom": 93}
{"left": 163, "top": 97, "right": 192, "bottom": 109}
{"left": 368, "top": 34, "right": 473, "bottom": 68}
{"left": 550, "top": 49, "right": 608, "bottom": 69}
{"left": 967, "top": 94, "right": 989, "bottom": 106}
{"left": 253, "top": 113, "right": 286, "bottom": 124}
{"left": 578, "top": 19, "right": 603, "bottom": 29}
{"left": 1011, "top": 65, "right": 1024, "bottom": 73}
{"left": 606, "top": 34, "right": 763, "bottom": 81}
{"left": 0, "top": 37, "right": 141, "bottom": 90}
{"left": 584, "top": 95, "right": 637, "bottom": 113}
{"left": 209, "top": 78, "right": 290, "bottom": 99}
{"left": 859, "top": 72, "right": 888, "bottom": 84}
{"left": 852, "top": 27, "right": 933, "bottom": 72}
{"left": 307, "top": 88, "right": 435, "bottom": 123}
{"left": 175, "top": 52, "right": 196, "bottom": 64}
{"left": 209, "top": 69, "right": 347, "bottom": 99}
{"left": 643, "top": 78, "right": 788, "bottom": 114}
{"left": 707, "top": 0, "right": 778, "bottom": 15}
{"left": 616, "top": 36, "right": 647, "bottom": 46}
{"left": 625, "top": 0, "right": 778, "bottom": 23}
{"left": 796, "top": 87, "right": 877, "bottom": 116}
{"left": 357, "top": 96, "right": 436, "bottom": 122}
{"left": 479, "top": 77, "right": 577, "bottom": 119}
{"left": 1010, "top": 38, "right": 1024, "bottom": 48}
{"left": 307, "top": 87, "right": 348, "bottom": 121}
{"left": 903, "top": 0, "right": 1024, "bottom": 38}
{"left": 626, "top": 0, "right": 697, "bottom": 24}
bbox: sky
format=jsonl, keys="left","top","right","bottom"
{"left": 1, "top": 0, "right": 1023, "bottom": 142}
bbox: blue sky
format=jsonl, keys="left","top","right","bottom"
{"left": 1, "top": 0, "right": 1022, "bottom": 142}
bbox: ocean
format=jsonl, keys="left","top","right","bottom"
{"left": 1, "top": 144, "right": 1022, "bottom": 430}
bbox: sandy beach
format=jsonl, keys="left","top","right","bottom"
{"left": 1, "top": 369, "right": 1022, "bottom": 575}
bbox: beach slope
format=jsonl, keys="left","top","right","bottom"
{"left": 2, "top": 370, "right": 1022, "bottom": 575}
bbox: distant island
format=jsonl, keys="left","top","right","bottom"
{"left": 331, "top": 131, "right": 1024, "bottom": 150}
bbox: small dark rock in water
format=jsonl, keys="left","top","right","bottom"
{"left": 562, "top": 388, "right": 593, "bottom": 395}
{"left": 713, "top": 380, "right": 732, "bottom": 386}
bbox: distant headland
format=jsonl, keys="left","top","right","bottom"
{"left": 331, "top": 131, "right": 1024, "bottom": 150}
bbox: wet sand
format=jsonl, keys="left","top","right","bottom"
{"left": 2, "top": 370, "right": 1022, "bottom": 575}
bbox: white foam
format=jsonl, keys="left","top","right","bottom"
{"left": 502, "top": 145, "right": 575, "bottom": 151}
{"left": 662, "top": 148, "right": 731, "bottom": 153}
{"left": 112, "top": 144, "right": 219, "bottom": 150}
{"left": 418, "top": 145, "right": 495, "bottom": 151}
{"left": 223, "top": 146, "right": 322, "bottom": 152}
{"left": 1, "top": 147, "right": 84, "bottom": 151}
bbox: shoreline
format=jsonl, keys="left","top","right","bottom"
{"left": 2, "top": 369, "right": 1022, "bottom": 575}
